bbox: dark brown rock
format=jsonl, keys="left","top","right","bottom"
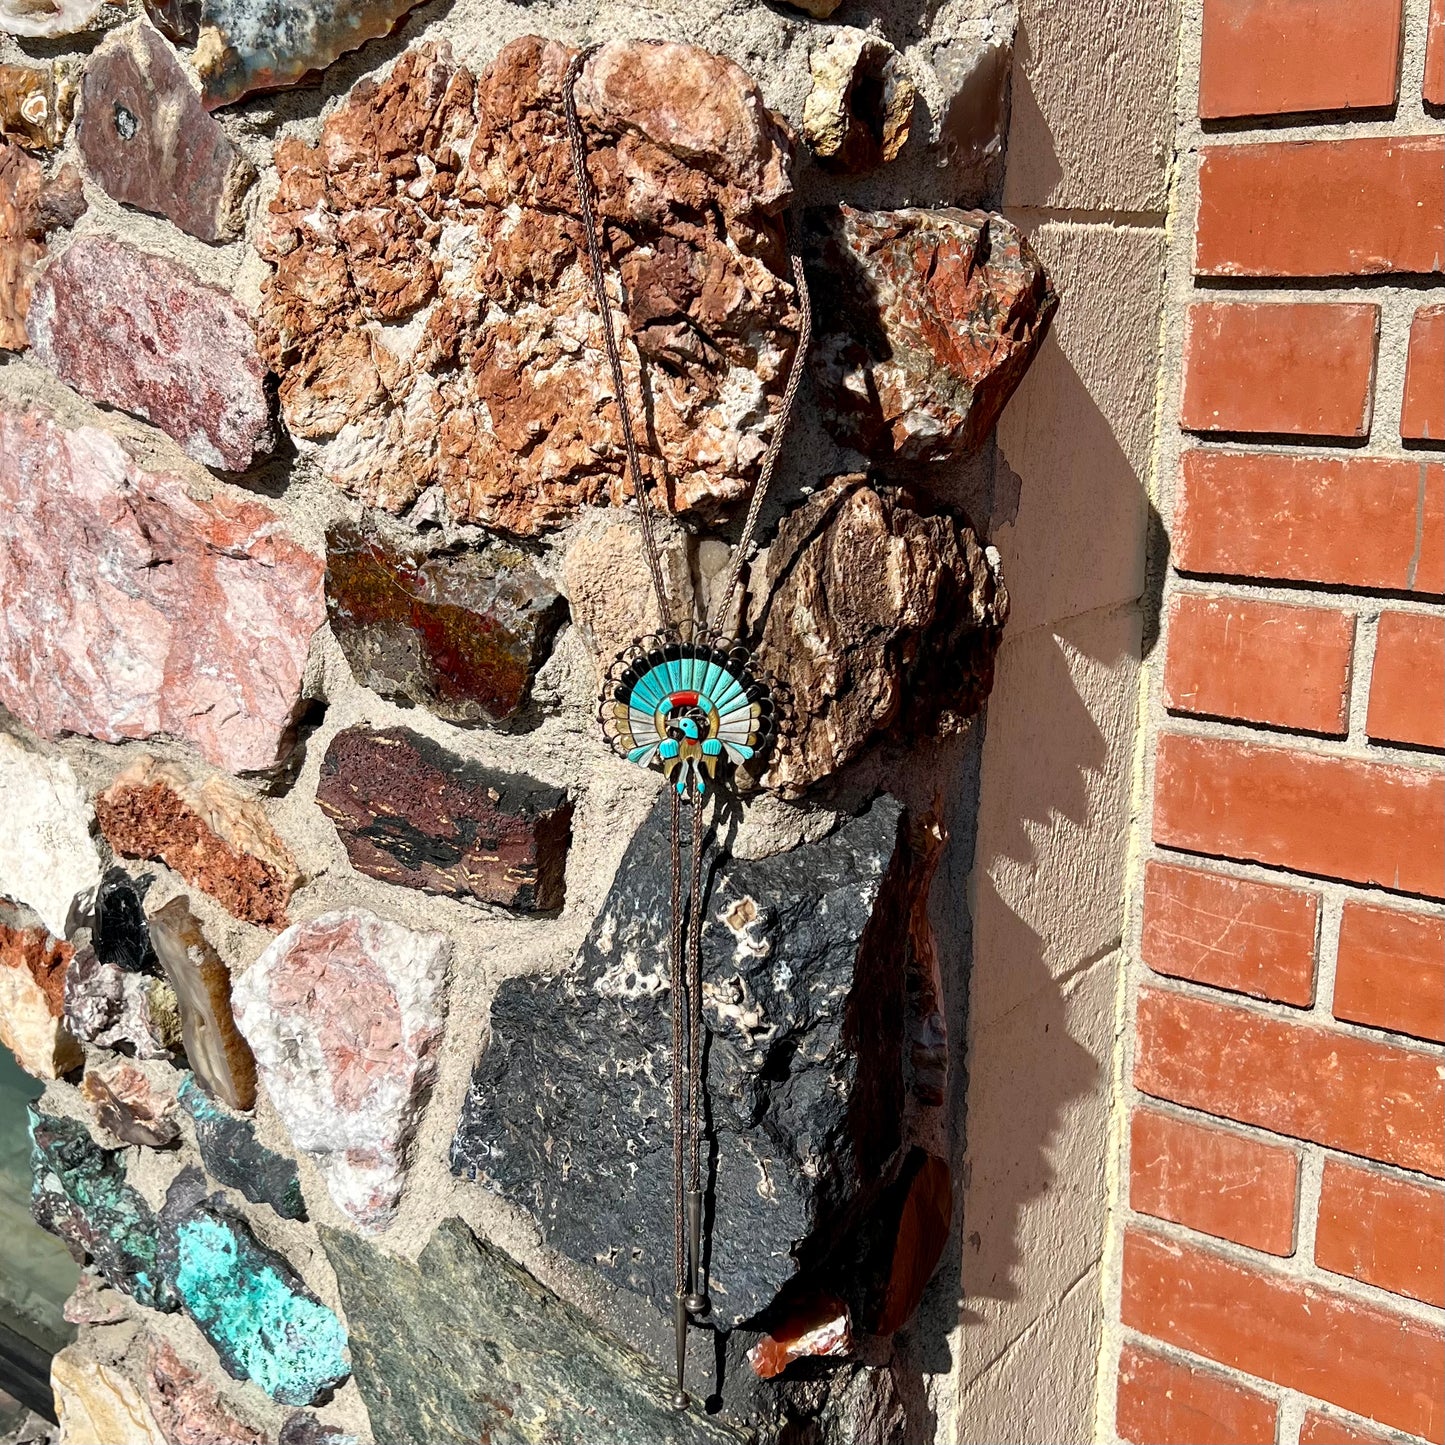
{"left": 806, "top": 205, "right": 1056, "bottom": 463}
{"left": 325, "top": 520, "right": 566, "bottom": 724}
{"left": 81, "top": 1060, "right": 181, "bottom": 1148}
{"left": 0, "top": 62, "right": 72, "bottom": 151}
{"left": 317, "top": 726, "right": 571, "bottom": 912}
{"left": 78, "top": 22, "right": 253, "bottom": 243}
{"left": 750, "top": 476, "right": 1009, "bottom": 797}
{"left": 0, "top": 141, "right": 83, "bottom": 351}
{"left": 142, "top": 0, "right": 199, "bottom": 45}
{"left": 256, "top": 38, "right": 803, "bottom": 534}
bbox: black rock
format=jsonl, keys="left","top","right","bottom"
{"left": 178, "top": 1074, "right": 306, "bottom": 1221}
{"left": 93, "top": 868, "right": 157, "bottom": 973}
{"left": 451, "top": 793, "right": 916, "bottom": 1329}
{"left": 322, "top": 1217, "right": 745, "bottom": 1445}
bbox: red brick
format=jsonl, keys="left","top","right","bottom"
{"left": 1176, "top": 451, "right": 1445, "bottom": 596}
{"left": 1116, "top": 1341, "right": 1278, "bottom": 1445}
{"left": 1334, "top": 900, "right": 1445, "bottom": 1045}
{"left": 1154, "top": 733, "right": 1445, "bottom": 899}
{"left": 1428, "top": 0, "right": 1445, "bottom": 107}
{"left": 1121, "top": 1228, "right": 1445, "bottom": 1442}
{"left": 1301, "top": 1408, "right": 1405, "bottom": 1445}
{"left": 1142, "top": 859, "right": 1319, "bottom": 1006}
{"left": 1402, "top": 305, "right": 1445, "bottom": 442}
{"left": 1197, "top": 136, "right": 1445, "bottom": 278}
{"left": 1135, "top": 986, "right": 1445, "bottom": 1176}
{"left": 1316, "top": 1157, "right": 1445, "bottom": 1307}
{"left": 1164, "top": 593, "right": 1354, "bottom": 735}
{"left": 1181, "top": 302, "right": 1378, "bottom": 437}
{"left": 1368, "top": 611, "right": 1445, "bottom": 751}
{"left": 1199, "top": 0, "right": 1403, "bottom": 118}
{"left": 1130, "top": 1106, "right": 1299, "bottom": 1254}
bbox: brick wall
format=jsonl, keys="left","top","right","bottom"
{"left": 1108, "top": 2, "right": 1445, "bottom": 1442}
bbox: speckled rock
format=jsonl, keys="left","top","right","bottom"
{"left": 158, "top": 1169, "right": 349, "bottom": 1406}
{"left": 81, "top": 1060, "right": 181, "bottom": 1148}
{"left": 0, "top": 403, "right": 325, "bottom": 773}
{"left": 317, "top": 727, "right": 572, "bottom": 912}
{"left": 803, "top": 30, "right": 916, "bottom": 174}
{"left": 323, "top": 1217, "right": 746, "bottom": 1444}
{"left": 0, "top": 0, "right": 104, "bottom": 38}
{"left": 0, "top": 734, "right": 102, "bottom": 939}
{"left": 64, "top": 944, "right": 181, "bottom": 1060}
{"left": 29, "top": 1108, "right": 178, "bottom": 1312}
{"left": 28, "top": 237, "right": 274, "bottom": 470}
{"left": 453, "top": 792, "right": 924, "bottom": 1329}
{"left": 178, "top": 1073, "right": 304, "bottom": 1220}
{"left": 232, "top": 909, "right": 450, "bottom": 1231}
{"left": 97, "top": 756, "right": 300, "bottom": 930}
{"left": 0, "top": 62, "right": 71, "bottom": 150}
{"left": 77, "top": 24, "right": 253, "bottom": 243}
{"left": 324, "top": 521, "right": 566, "bottom": 724}
{"left": 51, "top": 1345, "right": 167, "bottom": 1445}
{"left": 0, "top": 140, "right": 83, "bottom": 351}
{"left": 148, "top": 896, "right": 257, "bottom": 1112}
{"left": 750, "top": 476, "right": 1010, "bottom": 797}
{"left": 806, "top": 206, "right": 1056, "bottom": 462}
{"left": 277, "top": 1415, "right": 358, "bottom": 1445}
{"left": 0, "top": 900, "right": 81, "bottom": 1079}
{"left": 256, "top": 38, "right": 802, "bottom": 534}
{"left": 145, "top": 1336, "right": 267, "bottom": 1445}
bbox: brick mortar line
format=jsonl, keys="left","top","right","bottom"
{"left": 1150, "top": 709, "right": 1445, "bottom": 771}
{"left": 1347, "top": 612, "right": 1382, "bottom": 747}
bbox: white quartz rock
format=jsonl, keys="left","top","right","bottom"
{"left": 0, "top": 0, "right": 107, "bottom": 38}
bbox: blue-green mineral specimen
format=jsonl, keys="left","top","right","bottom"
{"left": 159, "top": 1169, "right": 349, "bottom": 1406}
{"left": 28, "top": 1107, "right": 177, "bottom": 1312}
{"left": 178, "top": 1074, "right": 306, "bottom": 1221}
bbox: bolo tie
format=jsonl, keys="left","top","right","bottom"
{"left": 563, "top": 47, "right": 813, "bottom": 1409}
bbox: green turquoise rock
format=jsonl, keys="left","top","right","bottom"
{"left": 178, "top": 1074, "right": 306, "bottom": 1221}
{"left": 28, "top": 1107, "right": 177, "bottom": 1312}
{"left": 160, "top": 1169, "right": 349, "bottom": 1406}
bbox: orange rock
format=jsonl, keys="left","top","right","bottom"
{"left": 0, "top": 899, "right": 81, "bottom": 1079}
{"left": 0, "top": 140, "right": 83, "bottom": 351}
{"left": 747, "top": 1293, "right": 853, "bottom": 1380}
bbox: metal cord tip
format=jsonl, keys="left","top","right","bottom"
{"left": 684, "top": 1292, "right": 710, "bottom": 1316}
{"left": 672, "top": 1391, "right": 690, "bottom": 1411}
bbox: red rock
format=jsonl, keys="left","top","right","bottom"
{"left": 145, "top": 1337, "right": 265, "bottom": 1445}
{"left": 806, "top": 205, "right": 1056, "bottom": 462}
{"left": 0, "top": 140, "right": 83, "bottom": 351}
{"left": 28, "top": 236, "right": 274, "bottom": 471}
{"left": 0, "top": 898, "right": 81, "bottom": 1079}
{"left": 256, "top": 38, "right": 803, "bottom": 534}
{"left": 0, "top": 402, "right": 325, "bottom": 773}
{"left": 876, "top": 1152, "right": 952, "bottom": 1334}
{"left": 78, "top": 23, "right": 253, "bottom": 243}
{"left": 747, "top": 1293, "right": 854, "bottom": 1379}
{"left": 96, "top": 755, "right": 300, "bottom": 930}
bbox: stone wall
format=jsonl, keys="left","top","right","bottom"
{"left": 0, "top": 1, "right": 1101, "bottom": 1442}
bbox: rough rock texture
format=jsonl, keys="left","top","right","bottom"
{"left": 82, "top": 1061, "right": 181, "bottom": 1148}
{"left": 64, "top": 944, "right": 182, "bottom": 1059}
{"left": 51, "top": 1345, "right": 167, "bottom": 1445}
{"left": 317, "top": 727, "right": 573, "bottom": 912}
{"left": 803, "top": 30, "right": 916, "bottom": 174}
{"left": 453, "top": 792, "right": 925, "bottom": 1329}
{"left": 778, "top": 0, "right": 842, "bottom": 16}
{"left": 27, "top": 237, "right": 274, "bottom": 470}
{"left": 323, "top": 1217, "right": 745, "bottom": 1444}
{"left": 750, "top": 477, "right": 1009, "bottom": 796}
{"left": 325, "top": 520, "right": 566, "bottom": 724}
{"left": 0, "top": 0, "right": 103, "bottom": 38}
{"left": 232, "top": 909, "right": 451, "bottom": 1231}
{"left": 63, "top": 1272, "right": 130, "bottom": 1326}
{"left": 94, "top": 870, "right": 160, "bottom": 975}
{"left": 97, "top": 756, "right": 300, "bottom": 930}
{"left": 178, "top": 1073, "right": 305, "bottom": 1220}
{"left": 0, "top": 900, "right": 81, "bottom": 1079}
{"left": 149, "top": 896, "right": 257, "bottom": 1112}
{"left": 0, "top": 403, "right": 325, "bottom": 773}
{"left": 277, "top": 1416, "right": 359, "bottom": 1445}
{"left": 0, "top": 62, "right": 70, "bottom": 151}
{"left": 145, "top": 1336, "right": 267, "bottom": 1445}
{"left": 29, "top": 1108, "right": 178, "bottom": 1312}
{"left": 806, "top": 206, "right": 1057, "bottom": 462}
{"left": 256, "top": 38, "right": 802, "bottom": 534}
{"left": 77, "top": 24, "right": 253, "bottom": 243}
{"left": 143, "top": 0, "right": 197, "bottom": 44}
{"left": 0, "top": 734, "right": 102, "bottom": 939}
{"left": 926, "top": 22, "right": 1012, "bottom": 187}
{"left": 0, "top": 141, "right": 83, "bottom": 350}
{"left": 191, "top": 0, "right": 430, "bottom": 108}
{"left": 158, "top": 1169, "right": 350, "bottom": 1406}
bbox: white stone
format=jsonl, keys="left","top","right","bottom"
{"left": 51, "top": 1345, "right": 166, "bottom": 1445}
{"left": 0, "top": 0, "right": 105, "bottom": 38}
{"left": 0, "top": 733, "right": 102, "bottom": 938}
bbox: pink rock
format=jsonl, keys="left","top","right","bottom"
{"left": 28, "top": 236, "right": 274, "bottom": 471}
{"left": 0, "top": 402, "right": 324, "bottom": 773}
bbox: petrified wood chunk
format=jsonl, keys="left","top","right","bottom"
{"left": 77, "top": 23, "right": 253, "bottom": 243}
{"left": 0, "top": 141, "right": 83, "bottom": 352}
{"left": 325, "top": 521, "right": 566, "bottom": 724}
{"left": 452, "top": 792, "right": 918, "bottom": 1329}
{"left": 318, "top": 726, "right": 572, "bottom": 912}
{"left": 96, "top": 756, "right": 300, "bottom": 930}
{"left": 803, "top": 29, "right": 916, "bottom": 174}
{"left": 750, "top": 476, "right": 1009, "bottom": 797}
{"left": 323, "top": 1217, "right": 745, "bottom": 1444}
{"left": 256, "top": 37, "right": 803, "bottom": 534}
{"left": 0, "top": 899, "right": 81, "bottom": 1079}
{"left": 806, "top": 205, "right": 1057, "bottom": 462}
{"left": 0, "top": 403, "right": 325, "bottom": 773}
{"left": 0, "top": 62, "right": 70, "bottom": 151}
